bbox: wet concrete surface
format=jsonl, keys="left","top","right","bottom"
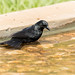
{"left": 0, "top": 30, "right": 75, "bottom": 75}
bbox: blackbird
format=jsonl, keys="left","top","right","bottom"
{"left": 0, "top": 20, "right": 50, "bottom": 49}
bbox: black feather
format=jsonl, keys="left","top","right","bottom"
{"left": 0, "top": 38, "right": 23, "bottom": 48}
{"left": 0, "top": 20, "right": 50, "bottom": 49}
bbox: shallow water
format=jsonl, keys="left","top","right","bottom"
{"left": 0, "top": 30, "right": 75, "bottom": 75}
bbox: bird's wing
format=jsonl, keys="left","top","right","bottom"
{"left": 12, "top": 26, "right": 35, "bottom": 39}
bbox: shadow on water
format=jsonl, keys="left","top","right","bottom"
{"left": 0, "top": 30, "right": 75, "bottom": 75}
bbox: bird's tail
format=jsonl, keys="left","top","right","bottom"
{"left": 0, "top": 38, "right": 23, "bottom": 49}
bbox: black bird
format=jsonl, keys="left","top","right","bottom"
{"left": 0, "top": 20, "right": 50, "bottom": 49}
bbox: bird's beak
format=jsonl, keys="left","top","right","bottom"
{"left": 46, "top": 26, "right": 50, "bottom": 31}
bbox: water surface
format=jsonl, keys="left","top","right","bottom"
{"left": 0, "top": 30, "right": 75, "bottom": 75}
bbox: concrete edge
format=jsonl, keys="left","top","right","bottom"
{"left": 0, "top": 1, "right": 75, "bottom": 38}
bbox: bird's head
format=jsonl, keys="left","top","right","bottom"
{"left": 35, "top": 20, "right": 50, "bottom": 31}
